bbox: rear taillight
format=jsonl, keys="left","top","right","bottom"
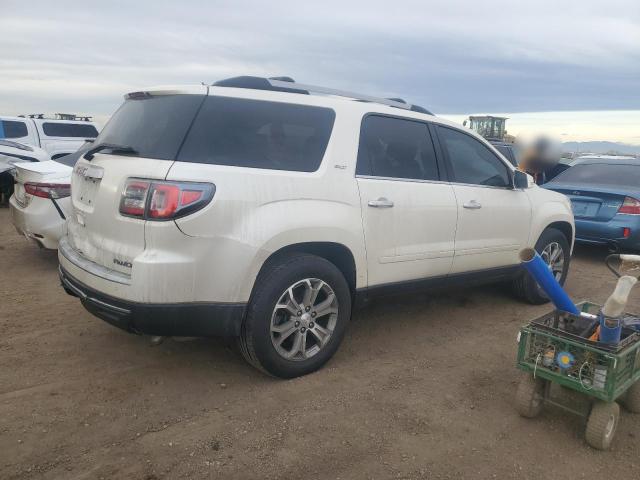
{"left": 618, "top": 197, "right": 640, "bottom": 215}
{"left": 119, "top": 178, "right": 214, "bottom": 220}
{"left": 24, "top": 182, "right": 71, "bottom": 199}
{"left": 120, "top": 180, "right": 150, "bottom": 217}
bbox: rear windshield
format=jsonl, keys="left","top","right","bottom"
{"left": 178, "top": 96, "right": 335, "bottom": 172}
{"left": 42, "top": 122, "right": 99, "bottom": 138}
{"left": 95, "top": 94, "right": 205, "bottom": 161}
{"left": 549, "top": 163, "right": 640, "bottom": 188}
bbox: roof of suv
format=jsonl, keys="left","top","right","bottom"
{"left": 132, "top": 76, "right": 496, "bottom": 148}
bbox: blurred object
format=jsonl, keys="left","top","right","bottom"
{"left": 519, "top": 136, "right": 561, "bottom": 184}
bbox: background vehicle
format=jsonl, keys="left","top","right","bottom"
{"left": 0, "top": 140, "right": 50, "bottom": 203}
{"left": 544, "top": 158, "right": 640, "bottom": 251}
{"left": 9, "top": 160, "right": 72, "bottom": 249}
{"left": 0, "top": 114, "right": 99, "bottom": 159}
{"left": 8, "top": 147, "right": 87, "bottom": 249}
{"left": 58, "top": 77, "right": 574, "bottom": 378}
{"left": 544, "top": 157, "right": 573, "bottom": 182}
{"left": 463, "top": 115, "right": 519, "bottom": 167}
{"left": 489, "top": 140, "right": 519, "bottom": 166}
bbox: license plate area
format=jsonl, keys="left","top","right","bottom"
{"left": 571, "top": 200, "right": 599, "bottom": 218}
{"left": 72, "top": 163, "right": 104, "bottom": 210}
{"left": 74, "top": 176, "right": 101, "bottom": 208}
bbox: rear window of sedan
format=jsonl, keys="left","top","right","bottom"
{"left": 549, "top": 163, "right": 640, "bottom": 189}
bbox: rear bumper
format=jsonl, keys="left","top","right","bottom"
{"left": 59, "top": 266, "right": 246, "bottom": 337}
{"left": 575, "top": 216, "right": 640, "bottom": 250}
{"left": 9, "top": 195, "right": 66, "bottom": 249}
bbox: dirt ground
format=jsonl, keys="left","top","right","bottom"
{"left": 1, "top": 207, "right": 639, "bottom": 480}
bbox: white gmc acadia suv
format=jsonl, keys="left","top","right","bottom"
{"left": 58, "top": 76, "right": 574, "bottom": 378}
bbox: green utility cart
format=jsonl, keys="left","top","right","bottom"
{"left": 516, "top": 302, "right": 640, "bottom": 450}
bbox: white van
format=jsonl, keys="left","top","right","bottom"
{"left": 0, "top": 115, "right": 99, "bottom": 159}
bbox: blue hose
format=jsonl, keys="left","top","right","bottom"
{"left": 519, "top": 248, "right": 579, "bottom": 315}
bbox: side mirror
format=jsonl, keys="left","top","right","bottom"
{"left": 513, "top": 170, "right": 529, "bottom": 189}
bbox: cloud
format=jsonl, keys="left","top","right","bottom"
{"left": 2, "top": 0, "right": 639, "bottom": 121}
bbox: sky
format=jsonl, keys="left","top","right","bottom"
{"left": 2, "top": 0, "right": 640, "bottom": 144}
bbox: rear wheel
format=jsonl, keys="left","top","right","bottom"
{"left": 238, "top": 253, "right": 351, "bottom": 378}
{"left": 585, "top": 401, "right": 619, "bottom": 450}
{"left": 512, "top": 228, "right": 571, "bottom": 305}
{"left": 621, "top": 381, "right": 640, "bottom": 413}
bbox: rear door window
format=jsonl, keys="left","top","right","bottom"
{"left": 178, "top": 96, "right": 335, "bottom": 172}
{"left": 42, "top": 123, "right": 99, "bottom": 138}
{"left": 356, "top": 115, "right": 439, "bottom": 180}
{"left": 437, "top": 126, "right": 511, "bottom": 187}
{"left": 95, "top": 94, "right": 205, "bottom": 161}
{"left": 0, "top": 120, "right": 29, "bottom": 139}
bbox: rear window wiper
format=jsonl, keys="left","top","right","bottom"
{"left": 84, "top": 143, "right": 138, "bottom": 161}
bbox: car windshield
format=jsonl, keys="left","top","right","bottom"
{"left": 549, "top": 163, "right": 640, "bottom": 189}
{"left": 94, "top": 94, "right": 205, "bottom": 161}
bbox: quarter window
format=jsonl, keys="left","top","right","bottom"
{"left": 178, "top": 96, "right": 335, "bottom": 172}
{"left": 437, "top": 126, "right": 511, "bottom": 187}
{"left": 0, "top": 120, "right": 28, "bottom": 139}
{"left": 356, "top": 115, "right": 439, "bottom": 180}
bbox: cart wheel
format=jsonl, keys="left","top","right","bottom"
{"left": 621, "top": 381, "right": 640, "bottom": 413}
{"left": 515, "top": 374, "right": 545, "bottom": 418}
{"left": 585, "top": 401, "right": 619, "bottom": 450}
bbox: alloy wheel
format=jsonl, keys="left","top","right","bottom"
{"left": 540, "top": 241, "right": 565, "bottom": 281}
{"left": 270, "top": 278, "right": 339, "bottom": 361}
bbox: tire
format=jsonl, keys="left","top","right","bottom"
{"left": 515, "top": 374, "right": 546, "bottom": 418}
{"left": 512, "top": 227, "right": 571, "bottom": 305}
{"left": 621, "top": 381, "right": 640, "bottom": 413}
{"left": 238, "top": 253, "right": 351, "bottom": 378}
{"left": 585, "top": 401, "right": 619, "bottom": 450}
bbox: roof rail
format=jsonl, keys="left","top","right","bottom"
{"left": 212, "top": 76, "right": 433, "bottom": 115}
{"left": 213, "top": 76, "right": 308, "bottom": 95}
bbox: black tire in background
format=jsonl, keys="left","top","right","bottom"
{"left": 512, "top": 227, "right": 571, "bottom": 305}
{"left": 238, "top": 253, "right": 351, "bottom": 378}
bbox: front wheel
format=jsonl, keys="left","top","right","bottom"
{"left": 512, "top": 228, "right": 571, "bottom": 305}
{"left": 515, "top": 374, "right": 546, "bottom": 418}
{"left": 238, "top": 253, "right": 351, "bottom": 378}
{"left": 585, "top": 401, "right": 619, "bottom": 450}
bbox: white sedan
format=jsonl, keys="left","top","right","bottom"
{"left": 9, "top": 157, "right": 73, "bottom": 249}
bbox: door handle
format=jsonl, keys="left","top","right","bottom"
{"left": 463, "top": 200, "right": 482, "bottom": 209}
{"left": 368, "top": 197, "right": 394, "bottom": 208}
